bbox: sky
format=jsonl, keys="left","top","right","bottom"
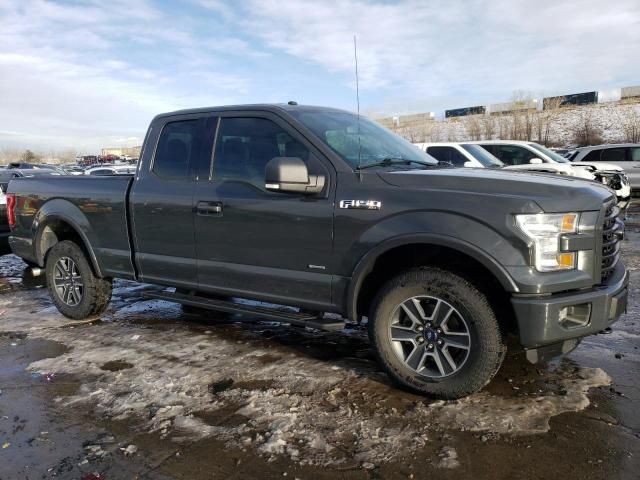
{"left": 0, "top": 0, "right": 639, "bottom": 153}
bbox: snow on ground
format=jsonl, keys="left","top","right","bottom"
{"left": 0, "top": 283, "right": 611, "bottom": 467}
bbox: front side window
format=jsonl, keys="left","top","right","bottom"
{"left": 427, "top": 146, "right": 466, "bottom": 167}
{"left": 212, "top": 117, "right": 310, "bottom": 187}
{"left": 461, "top": 144, "right": 503, "bottom": 167}
{"left": 153, "top": 120, "right": 200, "bottom": 179}
{"left": 630, "top": 147, "right": 640, "bottom": 162}
{"left": 601, "top": 148, "right": 626, "bottom": 162}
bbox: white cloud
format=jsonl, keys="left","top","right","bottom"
{"left": 0, "top": 0, "right": 253, "bottom": 151}
{"left": 243, "top": 0, "right": 640, "bottom": 112}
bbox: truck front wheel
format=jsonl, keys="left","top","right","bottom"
{"left": 369, "top": 267, "right": 506, "bottom": 399}
{"left": 45, "top": 240, "right": 112, "bottom": 320}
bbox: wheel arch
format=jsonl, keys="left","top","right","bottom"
{"left": 34, "top": 213, "right": 103, "bottom": 277}
{"left": 347, "top": 234, "right": 518, "bottom": 329}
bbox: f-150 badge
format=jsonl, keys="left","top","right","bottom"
{"left": 339, "top": 200, "right": 382, "bottom": 210}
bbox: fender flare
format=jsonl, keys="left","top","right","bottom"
{"left": 345, "top": 233, "right": 519, "bottom": 321}
{"left": 33, "top": 212, "right": 103, "bottom": 277}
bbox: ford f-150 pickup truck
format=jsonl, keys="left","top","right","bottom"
{"left": 6, "top": 104, "right": 628, "bottom": 399}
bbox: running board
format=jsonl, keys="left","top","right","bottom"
{"left": 143, "top": 290, "right": 345, "bottom": 332}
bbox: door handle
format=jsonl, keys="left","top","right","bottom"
{"left": 196, "top": 201, "right": 223, "bottom": 216}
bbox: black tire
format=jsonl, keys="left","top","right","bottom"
{"left": 45, "top": 240, "right": 112, "bottom": 320}
{"left": 368, "top": 267, "right": 506, "bottom": 399}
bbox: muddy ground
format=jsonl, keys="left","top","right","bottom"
{"left": 0, "top": 234, "right": 639, "bottom": 479}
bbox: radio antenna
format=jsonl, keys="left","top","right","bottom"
{"left": 354, "top": 34, "right": 362, "bottom": 180}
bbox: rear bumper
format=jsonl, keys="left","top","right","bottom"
{"left": 0, "top": 230, "right": 10, "bottom": 255}
{"left": 511, "top": 262, "right": 628, "bottom": 350}
{"left": 8, "top": 235, "right": 37, "bottom": 264}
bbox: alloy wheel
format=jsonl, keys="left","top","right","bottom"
{"left": 388, "top": 296, "right": 471, "bottom": 378}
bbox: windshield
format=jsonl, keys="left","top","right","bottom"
{"left": 460, "top": 144, "right": 504, "bottom": 167}
{"left": 289, "top": 110, "right": 438, "bottom": 169}
{"left": 528, "top": 143, "right": 569, "bottom": 163}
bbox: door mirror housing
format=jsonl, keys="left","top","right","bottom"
{"left": 265, "top": 157, "right": 325, "bottom": 194}
{"left": 529, "top": 157, "right": 543, "bottom": 164}
{"left": 463, "top": 161, "right": 475, "bottom": 168}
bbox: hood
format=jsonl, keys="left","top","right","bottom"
{"left": 378, "top": 167, "right": 614, "bottom": 212}
{"left": 572, "top": 161, "right": 624, "bottom": 172}
{"left": 503, "top": 163, "right": 595, "bottom": 180}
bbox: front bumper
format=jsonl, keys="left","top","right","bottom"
{"left": 511, "top": 262, "right": 628, "bottom": 351}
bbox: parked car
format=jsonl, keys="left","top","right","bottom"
{"left": 6, "top": 104, "right": 627, "bottom": 399}
{"left": 84, "top": 165, "right": 137, "bottom": 176}
{"left": 568, "top": 144, "right": 640, "bottom": 192}
{"left": 472, "top": 140, "right": 631, "bottom": 209}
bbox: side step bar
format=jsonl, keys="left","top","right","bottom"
{"left": 143, "top": 290, "right": 345, "bottom": 332}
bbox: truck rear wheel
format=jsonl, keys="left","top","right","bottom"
{"left": 45, "top": 240, "right": 112, "bottom": 320}
{"left": 368, "top": 267, "right": 506, "bottom": 399}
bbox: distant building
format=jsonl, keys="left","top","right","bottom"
{"left": 489, "top": 99, "right": 537, "bottom": 115}
{"left": 543, "top": 91, "right": 598, "bottom": 110}
{"left": 621, "top": 85, "right": 640, "bottom": 101}
{"left": 445, "top": 106, "right": 485, "bottom": 118}
{"left": 101, "top": 146, "right": 142, "bottom": 158}
{"left": 374, "top": 112, "right": 434, "bottom": 128}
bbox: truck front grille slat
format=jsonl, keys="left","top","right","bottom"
{"left": 601, "top": 202, "right": 622, "bottom": 282}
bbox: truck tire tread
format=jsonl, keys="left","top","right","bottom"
{"left": 45, "top": 240, "right": 112, "bottom": 320}
{"left": 369, "top": 267, "right": 506, "bottom": 399}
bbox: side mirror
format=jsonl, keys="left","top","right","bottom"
{"left": 529, "top": 158, "right": 543, "bottom": 164}
{"left": 463, "top": 161, "right": 475, "bottom": 168}
{"left": 265, "top": 157, "right": 325, "bottom": 194}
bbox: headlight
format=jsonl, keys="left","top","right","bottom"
{"left": 515, "top": 213, "right": 578, "bottom": 272}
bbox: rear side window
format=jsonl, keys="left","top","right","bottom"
{"left": 581, "top": 150, "right": 601, "bottom": 162}
{"left": 601, "top": 148, "right": 626, "bottom": 162}
{"left": 630, "top": 147, "right": 640, "bottom": 161}
{"left": 153, "top": 120, "right": 200, "bottom": 179}
{"left": 212, "top": 117, "right": 310, "bottom": 187}
{"left": 426, "top": 146, "right": 467, "bottom": 167}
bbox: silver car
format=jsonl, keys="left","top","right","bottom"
{"left": 569, "top": 144, "right": 640, "bottom": 191}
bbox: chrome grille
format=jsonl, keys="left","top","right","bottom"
{"left": 601, "top": 202, "right": 622, "bottom": 281}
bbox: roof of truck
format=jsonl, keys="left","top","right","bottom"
{"left": 154, "top": 103, "right": 351, "bottom": 119}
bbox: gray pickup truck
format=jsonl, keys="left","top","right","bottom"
{"left": 6, "top": 104, "right": 628, "bottom": 399}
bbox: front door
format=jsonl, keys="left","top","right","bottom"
{"left": 194, "top": 114, "right": 335, "bottom": 309}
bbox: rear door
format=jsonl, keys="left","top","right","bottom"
{"left": 130, "top": 115, "right": 209, "bottom": 288}
{"left": 193, "top": 112, "right": 335, "bottom": 309}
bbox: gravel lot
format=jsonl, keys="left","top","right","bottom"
{"left": 0, "top": 232, "right": 639, "bottom": 479}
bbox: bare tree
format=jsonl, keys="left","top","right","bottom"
{"left": 508, "top": 91, "right": 536, "bottom": 140}
{"left": 481, "top": 115, "right": 496, "bottom": 140}
{"left": 463, "top": 115, "right": 482, "bottom": 140}
{"left": 20, "top": 149, "right": 38, "bottom": 162}
{"left": 496, "top": 114, "right": 511, "bottom": 139}
{"left": 535, "top": 96, "right": 563, "bottom": 146}
{"left": 620, "top": 106, "right": 640, "bottom": 143}
{"left": 571, "top": 108, "right": 603, "bottom": 146}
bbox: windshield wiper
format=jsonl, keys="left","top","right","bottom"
{"left": 356, "top": 157, "right": 436, "bottom": 170}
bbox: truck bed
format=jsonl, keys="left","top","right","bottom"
{"left": 7, "top": 175, "right": 135, "bottom": 278}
